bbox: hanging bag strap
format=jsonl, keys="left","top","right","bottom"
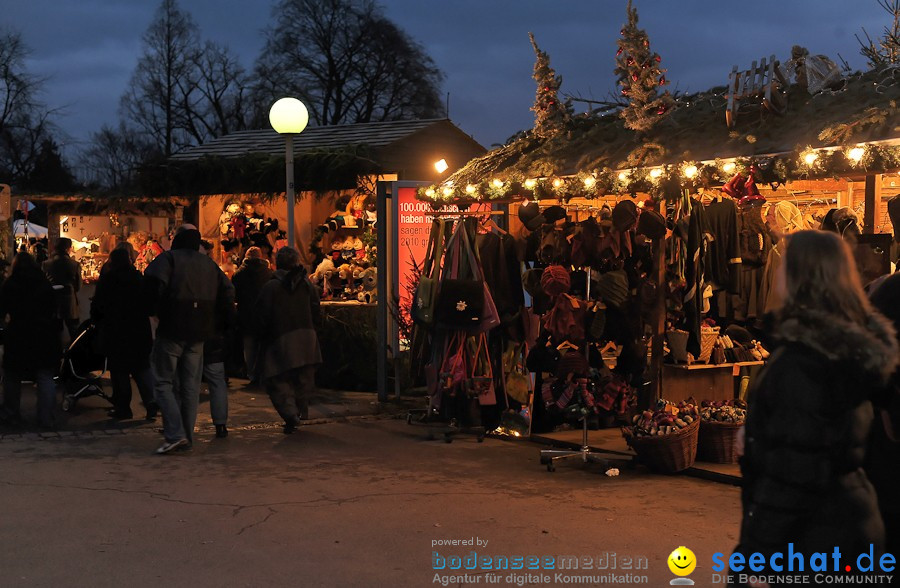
{"left": 422, "top": 219, "right": 441, "bottom": 278}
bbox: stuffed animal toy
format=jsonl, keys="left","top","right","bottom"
{"left": 356, "top": 267, "right": 377, "bottom": 304}
{"left": 311, "top": 258, "right": 336, "bottom": 299}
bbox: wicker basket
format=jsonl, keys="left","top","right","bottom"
{"left": 623, "top": 419, "right": 700, "bottom": 473}
{"left": 698, "top": 420, "right": 744, "bottom": 464}
{"left": 697, "top": 328, "right": 720, "bottom": 364}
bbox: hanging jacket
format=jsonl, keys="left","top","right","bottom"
{"left": 705, "top": 198, "right": 742, "bottom": 293}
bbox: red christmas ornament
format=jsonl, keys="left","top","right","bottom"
{"left": 655, "top": 55, "right": 661, "bottom": 63}
{"left": 644, "top": 40, "right": 649, "bottom": 47}
{"left": 659, "top": 76, "right": 666, "bottom": 85}
{"left": 627, "top": 57, "right": 634, "bottom": 65}
{"left": 621, "top": 88, "right": 629, "bottom": 96}
{"left": 657, "top": 106, "right": 667, "bottom": 115}
{"left": 616, "top": 47, "right": 623, "bottom": 56}
{"left": 632, "top": 74, "right": 639, "bottom": 82}
{"left": 620, "top": 28, "right": 626, "bottom": 35}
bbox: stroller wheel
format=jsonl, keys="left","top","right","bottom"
{"left": 62, "top": 396, "right": 74, "bottom": 412}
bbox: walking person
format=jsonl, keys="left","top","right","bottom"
{"left": 0, "top": 252, "right": 61, "bottom": 428}
{"left": 144, "top": 225, "right": 234, "bottom": 454}
{"left": 199, "top": 240, "right": 235, "bottom": 438}
{"left": 231, "top": 246, "right": 273, "bottom": 384}
{"left": 91, "top": 246, "right": 158, "bottom": 421}
{"left": 731, "top": 230, "right": 896, "bottom": 586}
{"left": 254, "top": 247, "right": 322, "bottom": 434}
{"left": 43, "top": 237, "right": 82, "bottom": 342}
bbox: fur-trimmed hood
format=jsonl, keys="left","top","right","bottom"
{"left": 775, "top": 308, "right": 899, "bottom": 386}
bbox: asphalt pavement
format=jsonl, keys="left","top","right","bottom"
{"left": 0, "top": 378, "right": 743, "bottom": 587}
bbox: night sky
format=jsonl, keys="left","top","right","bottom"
{"left": 5, "top": 0, "right": 893, "bottom": 154}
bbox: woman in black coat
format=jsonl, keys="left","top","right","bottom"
{"left": 0, "top": 252, "right": 61, "bottom": 428}
{"left": 731, "top": 230, "right": 895, "bottom": 585}
{"left": 91, "top": 247, "right": 156, "bottom": 420}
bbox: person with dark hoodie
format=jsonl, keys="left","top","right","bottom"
{"left": 231, "top": 246, "right": 273, "bottom": 382}
{"left": 91, "top": 247, "right": 158, "bottom": 420}
{"left": 199, "top": 239, "right": 235, "bottom": 438}
{"left": 144, "top": 225, "right": 234, "bottom": 454}
{"left": 0, "top": 252, "right": 61, "bottom": 428}
{"left": 867, "top": 272, "right": 900, "bottom": 557}
{"left": 43, "top": 237, "right": 82, "bottom": 341}
{"left": 253, "top": 246, "right": 322, "bottom": 434}
{"left": 730, "top": 230, "right": 896, "bottom": 587}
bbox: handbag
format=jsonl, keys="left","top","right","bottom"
{"left": 465, "top": 333, "right": 496, "bottom": 405}
{"left": 438, "top": 332, "right": 467, "bottom": 394}
{"left": 412, "top": 219, "right": 446, "bottom": 327}
{"left": 435, "top": 224, "right": 485, "bottom": 330}
{"left": 503, "top": 342, "right": 531, "bottom": 404}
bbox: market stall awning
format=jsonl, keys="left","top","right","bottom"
{"left": 12, "top": 220, "right": 48, "bottom": 238}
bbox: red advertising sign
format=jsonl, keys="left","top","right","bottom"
{"left": 395, "top": 187, "right": 489, "bottom": 331}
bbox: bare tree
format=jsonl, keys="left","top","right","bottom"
{"left": 120, "top": 0, "right": 201, "bottom": 158}
{"left": 254, "top": 0, "right": 444, "bottom": 126}
{"left": 857, "top": 0, "right": 900, "bottom": 68}
{"left": 182, "top": 41, "right": 252, "bottom": 139}
{"left": 0, "top": 28, "right": 56, "bottom": 183}
{"left": 80, "top": 124, "right": 154, "bottom": 192}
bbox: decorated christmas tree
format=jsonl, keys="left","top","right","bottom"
{"left": 614, "top": 0, "right": 674, "bottom": 132}
{"left": 530, "top": 32, "right": 571, "bottom": 139}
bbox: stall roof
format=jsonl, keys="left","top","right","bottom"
{"left": 170, "top": 118, "right": 479, "bottom": 160}
{"left": 446, "top": 68, "right": 900, "bottom": 186}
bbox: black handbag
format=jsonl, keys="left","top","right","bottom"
{"left": 435, "top": 224, "right": 485, "bottom": 329}
{"left": 412, "top": 219, "right": 447, "bottom": 327}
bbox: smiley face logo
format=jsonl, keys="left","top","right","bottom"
{"left": 667, "top": 546, "right": 697, "bottom": 577}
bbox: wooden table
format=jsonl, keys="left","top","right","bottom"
{"left": 662, "top": 362, "right": 764, "bottom": 403}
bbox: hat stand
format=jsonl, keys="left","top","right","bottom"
{"left": 539, "top": 407, "right": 613, "bottom": 472}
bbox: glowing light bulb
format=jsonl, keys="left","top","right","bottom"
{"left": 723, "top": 162, "right": 736, "bottom": 173}
{"left": 492, "top": 179, "right": 503, "bottom": 188}
{"left": 465, "top": 184, "right": 476, "bottom": 194}
{"left": 583, "top": 176, "right": 596, "bottom": 188}
{"left": 434, "top": 159, "right": 449, "bottom": 173}
{"left": 425, "top": 188, "right": 435, "bottom": 198}
{"left": 804, "top": 152, "right": 818, "bottom": 165}
{"left": 848, "top": 147, "right": 865, "bottom": 163}
{"left": 442, "top": 187, "right": 453, "bottom": 197}
{"left": 552, "top": 178, "right": 563, "bottom": 189}
{"left": 650, "top": 168, "right": 663, "bottom": 179}
{"left": 524, "top": 179, "right": 537, "bottom": 189}
{"left": 618, "top": 172, "right": 629, "bottom": 182}
{"left": 683, "top": 165, "right": 698, "bottom": 178}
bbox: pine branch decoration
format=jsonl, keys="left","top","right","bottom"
{"left": 614, "top": 0, "right": 674, "bottom": 132}
{"left": 530, "top": 32, "right": 571, "bottom": 139}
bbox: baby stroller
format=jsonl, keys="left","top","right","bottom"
{"left": 59, "top": 320, "right": 111, "bottom": 412}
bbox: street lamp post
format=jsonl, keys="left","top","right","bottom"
{"left": 269, "top": 97, "right": 309, "bottom": 250}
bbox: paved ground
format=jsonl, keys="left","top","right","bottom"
{"left": 0, "top": 380, "right": 743, "bottom": 588}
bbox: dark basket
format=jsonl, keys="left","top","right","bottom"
{"left": 698, "top": 420, "right": 744, "bottom": 464}
{"left": 622, "top": 419, "right": 700, "bottom": 474}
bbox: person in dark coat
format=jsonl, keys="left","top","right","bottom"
{"left": 231, "top": 246, "right": 273, "bottom": 382}
{"left": 199, "top": 239, "right": 235, "bottom": 438}
{"left": 43, "top": 237, "right": 82, "bottom": 340}
{"left": 0, "top": 252, "right": 61, "bottom": 428}
{"left": 866, "top": 272, "right": 900, "bottom": 556}
{"left": 90, "top": 247, "right": 157, "bottom": 420}
{"left": 731, "top": 230, "right": 895, "bottom": 586}
{"left": 144, "top": 225, "right": 234, "bottom": 454}
{"left": 254, "top": 247, "right": 322, "bottom": 434}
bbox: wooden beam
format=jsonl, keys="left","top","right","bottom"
{"left": 864, "top": 174, "right": 879, "bottom": 234}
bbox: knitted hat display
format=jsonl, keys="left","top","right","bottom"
{"left": 592, "top": 269, "right": 629, "bottom": 309}
{"left": 540, "top": 265, "right": 571, "bottom": 298}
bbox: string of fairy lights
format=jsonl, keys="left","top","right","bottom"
{"left": 416, "top": 141, "right": 900, "bottom": 204}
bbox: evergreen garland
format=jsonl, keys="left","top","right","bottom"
{"left": 614, "top": 0, "right": 674, "bottom": 132}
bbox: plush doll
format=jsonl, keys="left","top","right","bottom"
{"left": 311, "top": 258, "right": 336, "bottom": 299}
{"left": 356, "top": 267, "right": 377, "bottom": 304}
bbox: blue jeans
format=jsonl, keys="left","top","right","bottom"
{"left": 2, "top": 368, "right": 57, "bottom": 427}
{"left": 152, "top": 337, "right": 203, "bottom": 444}
{"left": 203, "top": 362, "right": 228, "bottom": 425}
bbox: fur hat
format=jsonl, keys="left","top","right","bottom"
{"left": 592, "top": 269, "right": 629, "bottom": 309}
{"left": 518, "top": 201, "right": 542, "bottom": 231}
{"left": 636, "top": 208, "right": 666, "bottom": 240}
{"left": 541, "top": 265, "right": 571, "bottom": 298}
{"left": 612, "top": 200, "right": 638, "bottom": 232}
